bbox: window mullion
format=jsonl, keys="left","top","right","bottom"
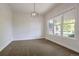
{"left": 61, "top": 15, "right": 64, "bottom": 36}
{"left": 53, "top": 19, "right": 54, "bottom": 35}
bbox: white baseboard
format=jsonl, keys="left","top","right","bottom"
{"left": 45, "top": 37, "right": 79, "bottom": 53}
{"left": 0, "top": 37, "right": 45, "bottom": 52}
{"left": 13, "top": 37, "right": 45, "bottom": 41}
{"left": 0, "top": 40, "right": 12, "bottom": 52}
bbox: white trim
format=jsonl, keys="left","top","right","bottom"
{"left": 0, "top": 37, "right": 44, "bottom": 52}
{"left": 45, "top": 37, "right": 79, "bottom": 53}
{"left": 0, "top": 40, "right": 12, "bottom": 52}
{"left": 14, "top": 37, "right": 45, "bottom": 41}
{"left": 48, "top": 7, "right": 75, "bottom": 39}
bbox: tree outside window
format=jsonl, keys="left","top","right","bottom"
{"left": 63, "top": 19, "right": 75, "bottom": 38}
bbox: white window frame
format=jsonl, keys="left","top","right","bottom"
{"left": 48, "top": 18, "right": 54, "bottom": 35}
{"left": 62, "top": 8, "right": 75, "bottom": 39}
{"left": 48, "top": 8, "right": 75, "bottom": 39}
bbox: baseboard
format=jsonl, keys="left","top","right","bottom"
{"left": 0, "top": 37, "right": 44, "bottom": 52}
{"left": 0, "top": 40, "right": 12, "bottom": 52}
{"left": 14, "top": 37, "right": 45, "bottom": 41}
{"left": 45, "top": 37, "right": 79, "bottom": 54}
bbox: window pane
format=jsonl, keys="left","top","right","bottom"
{"left": 63, "top": 9, "right": 75, "bottom": 38}
{"left": 48, "top": 19, "right": 53, "bottom": 35}
{"left": 63, "top": 23, "right": 75, "bottom": 37}
{"left": 54, "top": 15, "right": 62, "bottom": 36}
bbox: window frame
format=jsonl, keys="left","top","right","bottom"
{"left": 54, "top": 15, "right": 62, "bottom": 36}
{"left": 48, "top": 8, "right": 75, "bottom": 39}
{"left": 48, "top": 18, "right": 54, "bottom": 35}
{"left": 62, "top": 9, "right": 75, "bottom": 39}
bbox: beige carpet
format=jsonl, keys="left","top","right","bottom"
{"left": 0, "top": 38, "right": 79, "bottom": 56}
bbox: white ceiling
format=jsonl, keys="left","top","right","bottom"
{"left": 9, "top": 3, "right": 56, "bottom": 15}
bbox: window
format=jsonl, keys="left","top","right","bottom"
{"left": 54, "top": 15, "right": 62, "bottom": 36}
{"left": 48, "top": 19, "right": 54, "bottom": 35}
{"left": 63, "top": 9, "right": 75, "bottom": 38}
{"left": 48, "top": 9, "right": 75, "bottom": 39}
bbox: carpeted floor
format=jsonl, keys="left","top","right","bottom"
{"left": 0, "top": 38, "right": 79, "bottom": 56}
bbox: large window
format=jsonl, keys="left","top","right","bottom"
{"left": 48, "top": 19, "right": 53, "bottom": 35}
{"left": 54, "top": 15, "right": 62, "bottom": 36}
{"left": 48, "top": 9, "right": 75, "bottom": 38}
{"left": 63, "top": 9, "right": 75, "bottom": 38}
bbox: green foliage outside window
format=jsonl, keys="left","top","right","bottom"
{"left": 63, "top": 19, "right": 75, "bottom": 37}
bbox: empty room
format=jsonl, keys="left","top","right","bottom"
{"left": 0, "top": 3, "right": 79, "bottom": 56}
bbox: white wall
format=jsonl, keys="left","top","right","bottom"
{"left": 13, "top": 12, "right": 44, "bottom": 40}
{"left": 1, "top": 3, "right": 79, "bottom": 53}
{"left": 0, "top": 3, "right": 44, "bottom": 51}
{"left": 0, "top": 4, "right": 13, "bottom": 51}
{"left": 45, "top": 3, "right": 79, "bottom": 52}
